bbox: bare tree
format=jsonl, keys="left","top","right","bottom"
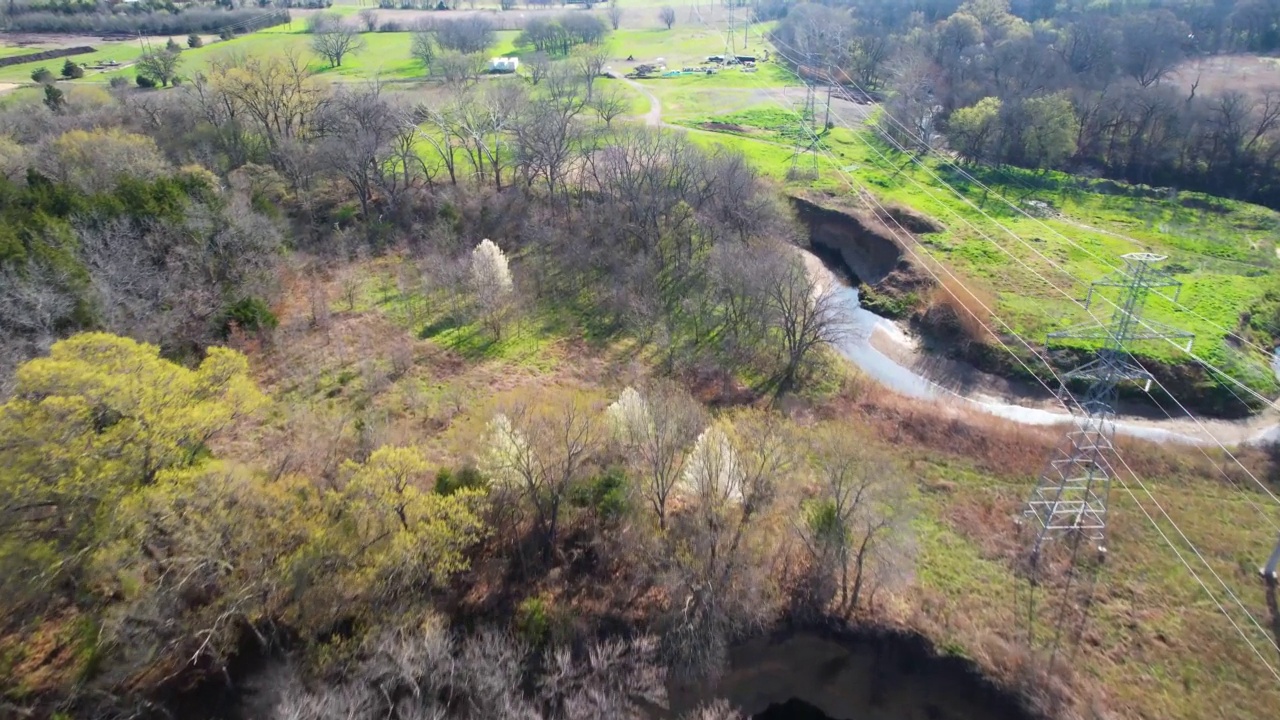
{"left": 608, "top": 0, "right": 624, "bottom": 30}
{"left": 659, "top": 6, "right": 676, "bottom": 30}
{"left": 411, "top": 30, "right": 437, "bottom": 75}
{"left": 575, "top": 47, "right": 609, "bottom": 100}
{"left": 663, "top": 412, "right": 790, "bottom": 678}
{"left": 435, "top": 15, "right": 495, "bottom": 54}
{"left": 512, "top": 80, "right": 586, "bottom": 199}
{"left": 320, "top": 84, "right": 422, "bottom": 220}
{"left": 760, "top": 245, "right": 849, "bottom": 391}
{"left": 526, "top": 51, "right": 553, "bottom": 85}
{"left": 312, "top": 24, "right": 366, "bottom": 68}
{"left": 682, "top": 701, "right": 746, "bottom": 720}
{"left": 590, "top": 83, "right": 629, "bottom": 127}
{"left": 436, "top": 51, "right": 486, "bottom": 90}
{"left": 358, "top": 7, "right": 379, "bottom": 32}
{"left": 794, "top": 426, "right": 912, "bottom": 615}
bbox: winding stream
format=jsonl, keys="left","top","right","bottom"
{"left": 807, "top": 251, "right": 1280, "bottom": 447}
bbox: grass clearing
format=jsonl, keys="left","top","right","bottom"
{"left": 680, "top": 104, "right": 1280, "bottom": 392}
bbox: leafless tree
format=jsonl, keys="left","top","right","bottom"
{"left": 312, "top": 23, "right": 367, "bottom": 68}
{"left": 659, "top": 6, "right": 676, "bottom": 30}
{"left": 682, "top": 700, "right": 745, "bottom": 720}
{"left": 416, "top": 103, "right": 462, "bottom": 186}
{"left": 358, "top": 7, "right": 379, "bottom": 32}
{"left": 539, "top": 636, "right": 666, "bottom": 720}
{"left": 590, "top": 83, "right": 629, "bottom": 127}
{"left": 0, "top": 263, "right": 74, "bottom": 348}
{"left": 526, "top": 51, "right": 553, "bottom": 85}
{"left": 613, "top": 381, "right": 706, "bottom": 530}
{"left": 436, "top": 51, "right": 487, "bottom": 90}
{"left": 512, "top": 82, "right": 586, "bottom": 199}
{"left": 435, "top": 15, "right": 496, "bottom": 54}
{"left": 663, "top": 413, "right": 790, "bottom": 678}
{"left": 453, "top": 82, "right": 528, "bottom": 191}
{"left": 607, "top": 0, "right": 624, "bottom": 30}
{"left": 574, "top": 47, "right": 609, "bottom": 100}
{"left": 411, "top": 30, "right": 437, "bottom": 75}
{"left": 758, "top": 245, "right": 848, "bottom": 391}
{"left": 321, "top": 84, "right": 421, "bottom": 220}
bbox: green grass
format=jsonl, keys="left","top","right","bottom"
{"left": 0, "top": 41, "right": 147, "bottom": 83}
{"left": 678, "top": 103, "right": 1280, "bottom": 394}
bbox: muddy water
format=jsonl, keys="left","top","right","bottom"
{"left": 669, "top": 630, "right": 1031, "bottom": 720}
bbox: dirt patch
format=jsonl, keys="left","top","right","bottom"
{"left": 700, "top": 120, "right": 751, "bottom": 133}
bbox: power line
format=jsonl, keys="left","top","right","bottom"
{"left": 728, "top": 29, "right": 1280, "bottom": 678}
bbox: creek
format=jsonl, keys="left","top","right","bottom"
{"left": 803, "top": 248, "right": 1280, "bottom": 447}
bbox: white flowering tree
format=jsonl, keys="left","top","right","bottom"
{"left": 469, "top": 238, "right": 513, "bottom": 338}
{"left": 679, "top": 426, "right": 744, "bottom": 510}
{"left": 607, "top": 387, "right": 651, "bottom": 446}
{"left": 663, "top": 412, "right": 790, "bottom": 675}
{"left": 607, "top": 382, "right": 705, "bottom": 529}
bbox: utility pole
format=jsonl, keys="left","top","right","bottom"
{"left": 1025, "top": 253, "right": 1193, "bottom": 562}
{"left": 724, "top": 0, "right": 737, "bottom": 57}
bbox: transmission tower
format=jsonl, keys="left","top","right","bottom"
{"left": 1025, "top": 253, "right": 1194, "bottom": 561}
{"left": 788, "top": 85, "right": 821, "bottom": 177}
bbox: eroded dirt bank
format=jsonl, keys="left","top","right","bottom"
{"left": 790, "top": 192, "right": 1275, "bottom": 423}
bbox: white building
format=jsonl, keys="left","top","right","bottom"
{"left": 489, "top": 57, "right": 519, "bottom": 74}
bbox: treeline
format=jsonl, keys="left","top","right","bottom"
{"left": 0, "top": 48, "right": 906, "bottom": 701}
{"left": 772, "top": 0, "right": 1280, "bottom": 209}
{"left": 1, "top": 7, "right": 289, "bottom": 35}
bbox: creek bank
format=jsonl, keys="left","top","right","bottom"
{"left": 669, "top": 623, "right": 1036, "bottom": 720}
{"left": 789, "top": 191, "right": 1270, "bottom": 420}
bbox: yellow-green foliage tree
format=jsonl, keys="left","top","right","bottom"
{"left": 93, "top": 462, "right": 319, "bottom": 678}
{"left": 0, "top": 333, "right": 264, "bottom": 609}
{"left": 287, "top": 445, "right": 487, "bottom": 628}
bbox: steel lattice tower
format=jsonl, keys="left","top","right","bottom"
{"left": 1026, "top": 253, "right": 1193, "bottom": 560}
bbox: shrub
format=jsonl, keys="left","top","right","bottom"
{"left": 221, "top": 297, "right": 279, "bottom": 335}
{"left": 135, "top": 75, "right": 157, "bottom": 88}
{"left": 60, "top": 59, "right": 83, "bottom": 79}
{"left": 515, "top": 595, "right": 551, "bottom": 645}
{"left": 165, "top": 38, "right": 182, "bottom": 53}
{"left": 31, "top": 66, "right": 53, "bottom": 84}
{"left": 435, "top": 465, "right": 486, "bottom": 496}
{"left": 109, "top": 76, "right": 130, "bottom": 89}
{"left": 569, "top": 466, "right": 628, "bottom": 521}
{"left": 188, "top": 34, "right": 203, "bottom": 48}
{"left": 378, "top": 20, "right": 403, "bottom": 32}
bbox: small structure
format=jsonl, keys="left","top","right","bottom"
{"left": 488, "top": 57, "right": 519, "bottom": 74}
